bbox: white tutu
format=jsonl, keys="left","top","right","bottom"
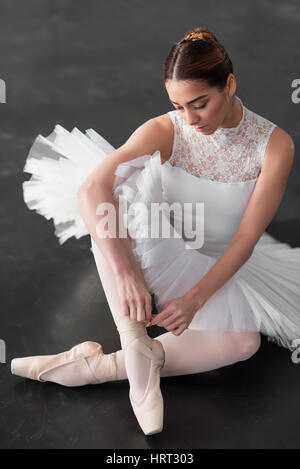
{"left": 23, "top": 125, "right": 115, "bottom": 244}
{"left": 23, "top": 125, "right": 300, "bottom": 352}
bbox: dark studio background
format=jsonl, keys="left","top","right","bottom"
{"left": 1, "top": 0, "right": 300, "bottom": 449}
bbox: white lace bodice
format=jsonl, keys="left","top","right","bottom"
{"left": 167, "top": 96, "right": 277, "bottom": 183}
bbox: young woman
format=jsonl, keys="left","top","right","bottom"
{"left": 11, "top": 27, "right": 298, "bottom": 436}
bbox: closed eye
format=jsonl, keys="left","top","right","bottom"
{"left": 175, "top": 103, "right": 207, "bottom": 110}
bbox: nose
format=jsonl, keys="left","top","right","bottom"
{"left": 184, "top": 110, "right": 200, "bottom": 126}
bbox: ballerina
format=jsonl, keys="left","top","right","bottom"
{"left": 11, "top": 27, "right": 298, "bottom": 436}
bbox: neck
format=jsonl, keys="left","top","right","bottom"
{"left": 220, "top": 96, "right": 242, "bottom": 129}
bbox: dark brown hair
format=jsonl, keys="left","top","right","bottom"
{"left": 164, "top": 27, "right": 233, "bottom": 91}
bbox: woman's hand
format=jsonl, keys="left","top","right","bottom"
{"left": 150, "top": 294, "right": 203, "bottom": 335}
{"left": 115, "top": 270, "right": 153, "bottom": 323}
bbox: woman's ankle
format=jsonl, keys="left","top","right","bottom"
{"left": 114, "top": 349, "right": 127, "bottom": 381}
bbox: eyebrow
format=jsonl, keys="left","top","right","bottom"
{"left": 170, "top": 94, "right": 208, "bottom": 105}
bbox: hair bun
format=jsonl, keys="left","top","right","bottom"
{"left": 178, "top": 27, "right": 219, "bottom": 45}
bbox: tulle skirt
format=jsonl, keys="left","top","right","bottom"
{"left": 22, "top": 124, "right": 300, "bottom": 352}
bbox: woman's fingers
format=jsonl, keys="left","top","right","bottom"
{"left": 118, "top": 276, "right": 154, "bottom": 323}
{"left": 167, "top": 318, "right": 184, "bottom": 330}
{"left": 172, "top": 323, "right": 187, "bottom": 336}
{"left": 129, "top": 300, "right": 137, "bottom": 321}
{"left": 157, "top": 312, "right": 185, "bottom": 331}
{"left": 136, "top": 298, "right": 144, "bottom": 322}
{"left": 135, "top": 294, "right": 152, "bottom": 322}
{"left": 121, "top": 299, "right": 130, "bottom": 317}
{"left": 145, "top": 295, "right": 153, "bottom": 321}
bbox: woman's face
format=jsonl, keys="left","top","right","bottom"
{"left": 165, "top": 76, "right": 236, "bottom": 135}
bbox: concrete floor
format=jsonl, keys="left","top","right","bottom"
{"left": 1, "top": 0, "right": 300, "bottom": 449}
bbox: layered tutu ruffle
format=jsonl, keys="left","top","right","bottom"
{"left": 23, "top": 125, "right": 300, "bottom": 351}
{"left": 23, "top": 125, "right": 115, "bottom": 244}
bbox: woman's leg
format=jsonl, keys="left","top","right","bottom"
{"left": 109, "top": 328, "right": 261, "bottom": 380}
{"left": 42, "top": 197, "right": 261, "bottom": 385}
{"left": 42, "top": 200, "right": 154, "bottom": 401}
{"left": 87, "top": 198, "right": 261, "bottom": 380}
{"left": 155, "top": 328, "right": 261, "bottom": 377}
{"left": 41, "top": 327, "right": 261, "bottom": 384}
{"left": 88, "top": 231, "right": 154, "bottom": 402}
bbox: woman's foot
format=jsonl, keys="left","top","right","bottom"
{"left": 11, "top": 341, "right": 117, "bottom": 386}
{"left": 117, "top": 316, "right": 165, "bottom": 435}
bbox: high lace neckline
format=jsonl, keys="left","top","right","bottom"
{"left": 167, "top": 95, "right": 277, "bottom": 183}
{"left": 212, "top": 96, "right": 245, "bottom": 136}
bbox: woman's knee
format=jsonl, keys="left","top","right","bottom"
{"left": 231, "top": 331, "right": 261, "bottom": 360}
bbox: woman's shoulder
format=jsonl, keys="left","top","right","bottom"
{"left": 245, "top": 106, "right": 295, "bottom": 164}
{"left": 269, "top": 125, "right": 294, "bottom": 148}
{"left": 260, "top": 124, "right": 295, "bottom": 178}
{"left": 152, "top": 111, "right": 175, "bottom": 130}
{"left": 151, "top": 112, "right": 175, "bottom": 164}
{"left": 266, "top": 125, "right": 295, "bottom": 160}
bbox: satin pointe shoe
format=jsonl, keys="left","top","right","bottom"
{"left": 117, "top": 316, "right": 165, "bottom": 436}
{"left": 11, "top": 341, "right": 117, "bottom": 385}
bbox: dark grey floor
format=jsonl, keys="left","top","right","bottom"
{"left": 1, "top": 0, "right": 300, "bottom": 449}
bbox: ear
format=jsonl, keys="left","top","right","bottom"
{"left": 227, "top": 73, "right": 237, "bottom": 97}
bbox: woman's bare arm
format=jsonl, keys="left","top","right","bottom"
{"left": 77, "top": 115, "right": 169, "bottom": 276}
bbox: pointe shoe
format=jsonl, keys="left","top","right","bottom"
{"left": 117, "top": 316, "right": 165, "bottom": 436}
{"left": 11, "top": 341, "right": 117, "bottom": 385}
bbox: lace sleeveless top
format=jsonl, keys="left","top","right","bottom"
{"left": 167, "top": 96, "right": 277, "bottom": 183}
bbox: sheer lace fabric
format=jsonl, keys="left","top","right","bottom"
{"left": 167, "top": 97, "right": 277, "bottom": 183}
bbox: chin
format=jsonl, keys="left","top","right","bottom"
{"left": 202, "top": 127, "right": 214, "bottom": 135}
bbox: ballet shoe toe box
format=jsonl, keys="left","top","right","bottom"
{"left": 10, "top": 341, "right": 104, "bottom": 382}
